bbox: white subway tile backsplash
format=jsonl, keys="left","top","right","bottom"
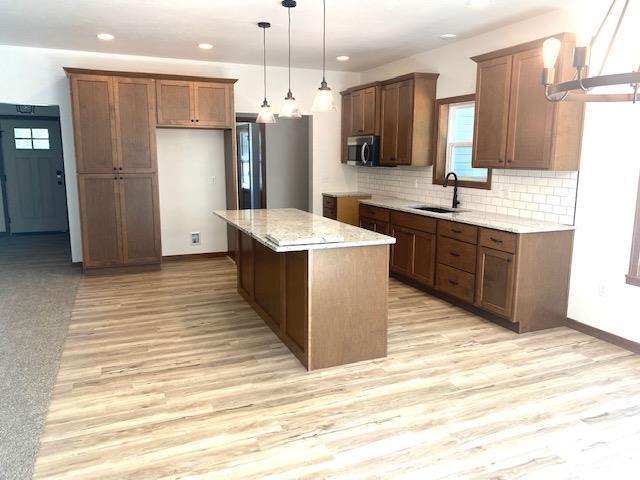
{"left": 356, "top": 166, "right": 578, "bottom": 225}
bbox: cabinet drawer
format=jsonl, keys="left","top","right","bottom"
{"left": 479, "top": 228, "right": 517, "bottom": 254}
{"left": 323, "top": 206, "right": 337, "bottom": 220}
{"left": 390, "top": 211, "right": 436, "bottom": 234}
{"left": 436, "top": 264, "right": 475, "bottom": 303}
{"left": 437, "top": 236, "right": 477, "bottom": 274}
{"left": 322, "top": 195, "right": 337, "bottom": 209}
{"left": 438, "top": 220, "right": 478, "bottom": 244}
{"left": 359, "top": 204, "right": 390, "bottom": 222}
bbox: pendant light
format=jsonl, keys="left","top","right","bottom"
{"left": 256, "top": 22, "right": 276, "bottom": 123}
{"left": 280, "top": 0, "right": 302, "bottom": 118}
{"left": 311, "top": 0, "right": 336, "bottom": 112}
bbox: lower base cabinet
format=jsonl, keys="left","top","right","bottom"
{"left": 475, "top": 246, "right": 516, "bottom": 318}
{"left": 359, "top": 206, "right": 574, "bottom": 333}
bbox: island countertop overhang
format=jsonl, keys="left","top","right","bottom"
{"left": 214, "top": 208, "right": 395, "bottom": 253}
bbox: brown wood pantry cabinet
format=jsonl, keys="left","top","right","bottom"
{"left": 65, "top": 68, "right": 237, "bottom": 273}
{"left": 472, "top": 33, "right": 584, "bottom": 170}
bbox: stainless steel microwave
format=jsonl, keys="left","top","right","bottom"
{"left": 346, "top": 135, "right": 381, "bottom": 166}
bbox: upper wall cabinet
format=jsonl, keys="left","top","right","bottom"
{"left": 70, "top": 74, "right": 156, "bottom": 174}
{"left": 472, "top": 33, "right": 584, "bottom": 171}
{"left": 380, "top": 73, "right": 438, "bottom": 167}
{"left": 156, "top": 80, "right": 234, "bottom": 128}
{"left": 350, "top": 85, "right": 380, "bottom": 136}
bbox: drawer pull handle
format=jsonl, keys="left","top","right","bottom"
{"left": 449, "top": 252, "right": 460, "bottom": 257}
{"left": 448, "top": 279, "right": 459, "bottom": 286}
{"left": 451, "top": 229, "right": 462, "bottom": 234}
{"left": 490, "top": 237, "right": 503, "bottom": 243}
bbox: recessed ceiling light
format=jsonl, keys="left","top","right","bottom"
{"left": 198, "top": 43, "right": 213, "bottom": 50}
{"left": 97, "top": 33, "right": 114, "bottom": 41}
{"left": 336, "top": 55, "right": 350, "bottom": 61}
{"left": 467, "top": 0, "right": 490, "bottom": 7}
{"left": 440, "top": 33, "right": 457, "bottom": 39}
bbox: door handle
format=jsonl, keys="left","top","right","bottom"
{"left": 56, "top": 170, "right": 64, "bottom": 185}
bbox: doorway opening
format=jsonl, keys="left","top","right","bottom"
{"left": 235, "top": 114, "right": 311, "bottom": 212}
{"left": 0, "top": 103, "right": 71, "bottom": 264}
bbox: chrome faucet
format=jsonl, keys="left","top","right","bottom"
{"left": 444, "top": 172, "right": 461, "bottom": 209}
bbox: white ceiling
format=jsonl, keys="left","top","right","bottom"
{"left": 0, "top": 0, "right": 576, "bottom": 72}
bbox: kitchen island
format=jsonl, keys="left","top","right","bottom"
{"left": 214, "top": 208, "right": 396, "bottom": 370}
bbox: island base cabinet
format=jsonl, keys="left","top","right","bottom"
{"left": 235, "top": 230, "right": 389, "bottom": 370}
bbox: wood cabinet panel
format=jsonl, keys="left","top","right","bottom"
{"left": 285, "top": 251, "right": 308, "bottom": 353}
{"left": 322, "top": 195, "right": 337, "bottom": 209}
{"left": 479, "top": 228, "right": 517, "bottom": 254}
{"left": 71, "top": 75, "right": 117, "bottom": 174}
{"left": 437, "top": 236, "right": 477, "bottom": 274}
{"left": 413, "top": 231, "right": 436, "bottom": 286}
{"left": 113, "top": 77, "right": 157, "bottom": 173}
{"left": 438, "top": 220, "right": 478, "bottom": 244}
{"left": 238, "top": 231, "right": 254, "bottom": 298}
{"left": 156, "top": 80, "right": 194, "bottom": 126}
{"left": 323, "top": 206, "right": 337, "bottom": 220}
{"left": 472, "top": 56, "right": 512, "bottom": 168}
{"left": 77, "top": 175, "right": 122, "bottom": 268}
{"left": 362, "top": 87, "right": 377, "bottom": 134}
{"left": 194, "top": 82, "right": 232, "bottom": 127}
{"left": 360, "top": 217, "right": 389, "bottom": 235}
{"left": 119, "top": 175, "right": 161, "bottom": 265}
{"left": 350, "top": 89, "right": 364, "bottom": 135}
{"left": 253, "top": 241, "right": 283, "bottom": 327}
{"left": 436, "top": 263, "right": 475, "bottom": 303}
{"left": 340, "top": 93, "right": 351, "bottom": 163}
{"left": 506, "top": 49, "right": 555, "bottom": 169}
{"left": 381, "top": 83, "right": 399, "bottom": 164}
{"left": 476, "top": 246, "right": 516, "bottom": 319}
{"left": 390, "top": 226, "right": 414, "bottom": 276}
{"left": 390, "top": 211, "right": 436, "bottom": 234}
{"left": 359, "top": 204, "right": 390, "bottom": 223}
{"left": 395, "top": 81, "right": 414, "bottom": 165}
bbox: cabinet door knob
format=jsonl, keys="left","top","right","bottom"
{"left": 450, "top": 252, "right": 460, "bottom": 257}
{"left": 196, "top": 119, "right": 200, "bottom": 122}
{"left": 448, "top": 279, "right": 459, "bottom": 286}
{"left": 191, "top": 119, "right": 195, "bottom": 122}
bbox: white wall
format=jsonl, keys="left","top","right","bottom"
{"left": 0, "top": 44, "right": 360, "bottom": 261}
{"left": 156, "top": 129, "right": 228, "bottom": 255}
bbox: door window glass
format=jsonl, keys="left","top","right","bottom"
{"left": 14, "top": 127, "right": 50, "bottom": 150}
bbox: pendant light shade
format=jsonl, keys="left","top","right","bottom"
{"left": 280, "top": 0, "right": 302, "bottom": 118}
{"left": 256, "top": 22, "right": 276, "bottom": 124}
{"left": 312, "top": 0, "right": 336, "bottom": 112}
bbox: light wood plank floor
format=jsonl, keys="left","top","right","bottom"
{"left": 33, "top": 258, "right": 640, "bottom": 479}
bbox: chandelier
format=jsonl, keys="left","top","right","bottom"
{"left": 542, "top": 0, "right": 640, "bottom": 103}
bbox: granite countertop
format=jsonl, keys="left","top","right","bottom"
{"left": 214, "top": 208, "right": 395, "bottom": 252}
{"left": 322, "top": 191, "right": 372, "bottom": 198}
{"left": 360, "top": 196, "right": 575, "bottom": 234}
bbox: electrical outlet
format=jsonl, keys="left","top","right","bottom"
{"left": 190, "top": 232, "right": 201, "bottom": 245}
{"left": 598, "top": 283, "right": 607, "bottom": 297}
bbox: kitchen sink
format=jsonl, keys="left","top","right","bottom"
{"left": 409, "top": 205, "right": 467, "bottom": 214}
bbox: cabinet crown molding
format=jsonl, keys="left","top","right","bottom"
{"left": 63, "top": 67, "right": 238, "bottom": 84}
{"left": 470, "top": 32, "right": 575, "bottom": 63}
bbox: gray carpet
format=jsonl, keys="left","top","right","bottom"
{"left": 0, "top": 233, "right": 80, "bottom": 480}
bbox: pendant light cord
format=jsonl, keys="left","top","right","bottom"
{"left": 263, "top": 26, "right": 267, "bottom": 104}
{"left": 322, "top": 0, "right": 326, "bottom": 83}
{"left": 288, "top": 6, "right": 292, "bottom": 93}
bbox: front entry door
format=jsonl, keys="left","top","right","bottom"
{"left": 1, "top": 119, "right": 67, "bottom": 233}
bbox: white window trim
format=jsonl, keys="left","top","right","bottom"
{"left": 445, "top": 101, "right": 486, "bottom": 183}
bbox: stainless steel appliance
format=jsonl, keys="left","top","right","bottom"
{"left": 346, "top": 135, "right": 381, "bottom": 167}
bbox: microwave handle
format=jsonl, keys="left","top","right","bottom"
{"left": 361, "top": 142, "right": 369, "bottom": 164}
